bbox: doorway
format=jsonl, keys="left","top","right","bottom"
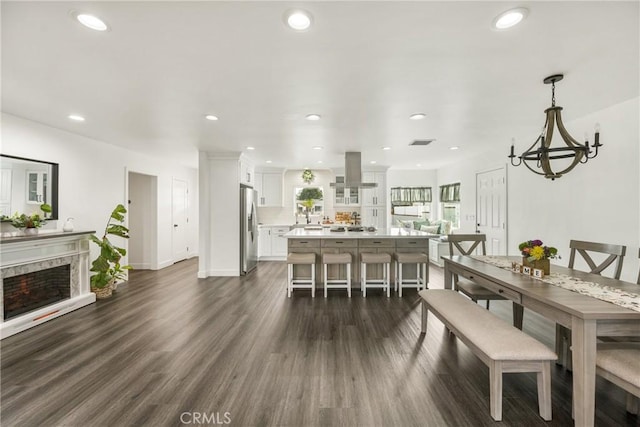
{"left": 172, "top": 178, "right": 189, "bottom": 263}
{"left": 476, "top": 166, "right": 507, "bottom": 255}
{"left": 128, "top": 172, "right": 158, "bottom": 269}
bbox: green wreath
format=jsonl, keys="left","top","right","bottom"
{"left": 302, "top": 169, "right": 315, "bottom": 184}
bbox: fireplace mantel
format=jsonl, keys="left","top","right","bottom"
{"left": 0, "top": 230, "right": 96, "bottom": 339}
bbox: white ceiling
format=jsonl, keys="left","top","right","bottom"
{"left": 2, "top": 1, "right": 638, "bottom": 170}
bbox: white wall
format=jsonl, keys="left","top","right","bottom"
{"left": 1, "top": 113, "right": 199, "bottom": 271}
{"left": 198, "top": 152, "right": 241, "bottom": 277}
{"left": 436, "top": 97, "right": 640, "bottom": 283}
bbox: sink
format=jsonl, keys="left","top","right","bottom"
{"left": 304, "top": 225, "right": 323, "bottom": 230}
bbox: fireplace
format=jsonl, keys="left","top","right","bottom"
{"left": 3, "top": 265, "right": 71, "bottom": 320}
{"left": 1, "top": 231, "right": 95, "bottom": 339}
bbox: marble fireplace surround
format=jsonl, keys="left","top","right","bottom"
{"left": 0, "top": 231, "right": 96, "bottom": 339}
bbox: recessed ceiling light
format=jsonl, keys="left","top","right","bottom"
{"left": 266, "top": 160, "right": 272, "bottom": 164}
{"left": 382, "top": 147, "right": 391, "bottom": 151}
{"left": 205, "top": 115, "right": 219, "bottom": 121}
{"left": 312, "top": 146, "right": 323, "bottom": 150}
{"left": 450, "top": 146, "right": 460, "bottom": 150}
{"left": 493, "top": 8, "right": 528, "bottom": 30}
{"left": 317, "top": 160, "right": 323, "bottom": 164}
{"left": 73, "top": 12, "right": 109, "bottom": 31}
{"left": 68, "top": 114, "right": 85, "bottom": 122}
{"left": 306, "top": 114, "right": 321, "bottom": 121}
{"left": 370, "top": 161, "right": 377, "bottom": 164}
{"left": 246, "top": 146, "right": 255, "bottom": 151}
{"left": 285, "top": 9, "right": 312, "bottom": 31}
{"left": 409, "top": 113, "right": 426, "bottom": 120}
{"left": 416, "top": 164, "right": 422, "bottom": 167}
{"left": 303, "top": 166, "right": 309, "bottom": 169}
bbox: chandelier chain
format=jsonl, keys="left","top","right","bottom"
{"left": 551, "top": 82, "right": 556, "bottom": 107}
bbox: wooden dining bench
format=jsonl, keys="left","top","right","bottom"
{"left": 596, "top": 343, "right": 640, "bottom": 414}
{"left": 419, "top": 289, "right": 557, "bottom": 421}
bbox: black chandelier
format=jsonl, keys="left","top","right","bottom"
{"left": 508, "top": 74, "right": 602, "bottom": 180}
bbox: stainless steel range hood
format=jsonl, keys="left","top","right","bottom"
{"left": 329, "top": 152, "right": 378, "bottom": 188}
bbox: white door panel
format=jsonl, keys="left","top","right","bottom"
{"left": 172, "top": 178, "right": 189, "bottom": 263}
{"left": 476, "top": 167, "right": 507, "bottom": 256}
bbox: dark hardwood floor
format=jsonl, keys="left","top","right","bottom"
{"left": 1, "top": 259, "right": 638, "bottom": 426}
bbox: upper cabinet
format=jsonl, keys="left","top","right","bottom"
{"left": 361, "top": 171, "right": 387, "bottom": 229}
{"left": 26, "top": 171, "right": 48, "bottom": 204}
{"left": 239, "top": 157, "right": 254, "bottom": 187}
{"left": 254, "top": 170, "right": 283, "bottom": 207}
{"left": 333, "top": 176, "right": 360, "bottom": 206}
{"left": 361, "top": 172, "right": 386, "bottom": 206}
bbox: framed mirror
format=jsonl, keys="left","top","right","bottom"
{"left": 0, "top": 154, "right": 59, "bottom": 220}
{"left": 294, "top": 186, "right": 324, "bottom": 217}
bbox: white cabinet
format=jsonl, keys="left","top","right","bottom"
{"left": 258, "top": 225, "right": 289, "bottom": 260}
{"left": 271, "top": 227, "right": 289, "bottom": 257}
{"left": 361, "top": 172, "right": 385, "bottom": 206}
{"left": 333, "top": 176, "right": 360, "bottom": 206}
{"left": 254, "top": 172, "right": 283, "bottom": 207}
{"left": 240, "top": 158, "right": 254, "bottom": 187}
{"left": 361, "top": 207, "right": 385, "bottom": 229}
{"left": 258, "top": 226, "right": 271, "bottom": 258}
{"left": 26, "top": 171, "right": 48, "bottom": 204}
{"left": 361, "top": 171, "right": 386, "bottom": 229}
{"left": 429, "top": 238, "right": 450, "bottom": 267}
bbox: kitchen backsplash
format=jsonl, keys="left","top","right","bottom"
{"left": 257, "top": 206, "right": 360, "bottom": 225}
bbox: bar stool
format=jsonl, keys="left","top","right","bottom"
{"left": 287, "top": 252, "right": 316, "bottom": 297}
{"left": 394, "top": 252, "right": 428, "bottom": 297}
{"left": 360, "top": 252, "right": 391, "bottom": 297}
{"left": 322, "top": 253, "right": 352, "bottom": 298}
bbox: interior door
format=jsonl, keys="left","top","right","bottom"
{"left": 476, "top": 167, "right": 507, "bottom": 255}
{"left": 172, "top": 178, "right": 189, "bottom": 263}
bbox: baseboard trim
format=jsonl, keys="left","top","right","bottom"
{"left": 157, "top": 259, "right": 173, "bottom": 270}
{"left": 130, "top": 262, "right": 151, "bottom": 269}
{"left": 198, "top": 269, "right": 238, "bottom": 277}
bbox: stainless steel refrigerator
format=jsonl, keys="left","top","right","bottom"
{"left": 240, "top": 186, "right": 259, "bottom": 275}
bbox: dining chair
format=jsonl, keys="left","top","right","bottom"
{"left": 447, "top": 234, "right": 523, "bottom": 328}
{"left": 557, "top": 239, "right": 627, "bottom": 369}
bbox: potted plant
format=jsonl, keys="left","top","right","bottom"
{"left": 90, "top": 204, "right": 132, "bottom": 299}
{"left": 6, "top": 203, "right": 52, "bottom": 234}
{"left": 518, "top": 239, "right": 560, "bottom": 275}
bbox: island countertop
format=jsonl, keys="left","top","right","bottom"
{"left": 284, "top": 227, "right": 436, "bottom": 239}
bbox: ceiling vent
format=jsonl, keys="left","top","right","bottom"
{"left": 410, "top": 139, "right": 436, "bottom": 146}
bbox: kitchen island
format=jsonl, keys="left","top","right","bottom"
{"left": 285, "top": 227, "right": 434, "bottom": 291}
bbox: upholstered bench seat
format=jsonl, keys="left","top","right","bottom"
{"left": 323, "top": 253, "right": 352, "bottom": 264}
{"left": 419, "top": 289, "right": 556, "bottom": 421}
{"left": 395, "top": 252, "right": 428, "bottom": 263}
{"left": 287, "top": 252, "right": 316, "bottom": 264}
{"left": 360, "top": 252, "right": 391, "bottom": 264}
{"left": 596, "top": 343, "right": 640, "bottom": 414}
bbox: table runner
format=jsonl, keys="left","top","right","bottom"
{"left": 470, "top": 255, "right": 640, "bottom": 313}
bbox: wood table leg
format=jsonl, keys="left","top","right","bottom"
{"left": 512, "top": 303, "right": 524, "bottom": 330}
{"left": 571, "top": 316, "right": 597, "bottom": 427}
{"left": 444, "top": 262, "right": 452, "bottom": 290}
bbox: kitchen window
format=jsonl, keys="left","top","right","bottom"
{"left": 439, "top": 183, "right": 460, "bottom": 229}
{"left": 294, "top": 187, "right": 324, "bottom": 216}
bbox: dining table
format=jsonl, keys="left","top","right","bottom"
{"left": 441, "top": 255, "right": 640, "bottom": 427}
